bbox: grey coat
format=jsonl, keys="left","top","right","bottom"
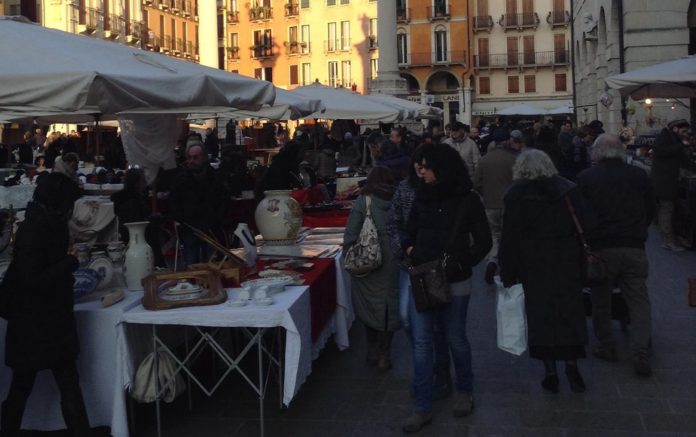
{"left": 343, "top": 194, "right": 400, "bottom": 331}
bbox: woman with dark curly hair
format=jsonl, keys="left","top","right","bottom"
{"left": 401, "top": 145, "right": 491, "bottom": 433}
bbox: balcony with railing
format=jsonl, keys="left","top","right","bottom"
{"left": 78, "top": 7, "right": 100, "bottom": 34}
{"left": 547, "top": 10, "right": 570, "bottom": 27}
{"left": 400, "top": 50, "right": 467, "bottom": 67}
{"left": 185, "top": 40, "right": 193, "bottom": 57}
{"left": 162, "top": 35, "right": 172, "bottom": 52}
{"left": 249, "top": 6, "right": 272, "bottom": 21}
{"left": 397, "top": 7, "right": 410, "bottom": 23}
{"left": 174, "top": 37, "right": 183, "bottom": 54}
{"left": 144, "top": 32, "right": 160, "bottom": 49}
{"left": 104, "top": 14, "right": 122, "bottom": 38}
{"left": 427, "top": 3, "right": 450, "bottom": 21}
{"left": 473, "top": 15, "right": 493, "bottom": 32}
{"left": 228, "top": 10, "right": 239, "bottom": 23}
{"left": 367, "top": 35, "right": 377, "bottom": 50}
{"left": 159, "top": 0, "right": 170, "bottom": 10}
{"left": 499, "top": 12, "right": 540, "bottom": 30}
{"left": 285, "top": 40, "right": 301, "bottom": 54}
{"left": 285, "top": 3, "right": 299, "bottom": 17}
{"left": 474, "top": 49, "right": 569, "bottom": 69}
{"left": 126, "top": 20, "right": 141, "bottom": 43}
{"left": 182, "top": 0, "right": 192, "bottom": 16}
{"left": 250, "top": 44, "right": 274, "bottom": 59}
{"left": 227, "top": 46, "right": 240, "bottom": 60}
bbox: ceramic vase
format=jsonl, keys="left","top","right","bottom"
{"left": 123, "top": 221, "right": 154, "bottom": 291}
{"left": 254, "top": 190, "right": 303, "bottom": 245}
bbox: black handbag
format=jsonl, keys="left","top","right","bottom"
{"left": 565, "top": 196, "right": 608, "bottom": 287}
{"left": 408, "top": 203, "right": 466, "bottom": 313}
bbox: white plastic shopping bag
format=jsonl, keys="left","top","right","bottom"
{"left": 495, "top": 280, "right": 528, "bottom": 356}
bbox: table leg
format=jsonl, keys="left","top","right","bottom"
{"left": 184, "top": 327, "right": 193, "bottom": 411}
{"left": 258, "top": 328, "right": 265, "bottom": 437}
{"left": 153, "top": 324, "right": 162, "bottom": 437}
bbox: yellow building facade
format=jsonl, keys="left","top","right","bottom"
{"left": 221, "top": 0, "right": 378, "bottom": 92}
{"left": 471, "top": 0, "right": 573, "bottom": 122}
{"left": 395, "top": 0, "right": 473, "bottom": 125}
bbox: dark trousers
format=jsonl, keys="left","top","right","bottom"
{"left": 590, "top": 247, "right": 651, "bottom": 357}
{"left": 1, "top": 361, "right": 90, "bottom": 436}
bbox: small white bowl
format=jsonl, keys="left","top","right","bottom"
{"left": 254, "top": 297, "right": 274, "bottom": 306}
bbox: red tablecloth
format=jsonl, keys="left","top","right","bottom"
{"left": 253, "top": 258, "right": 337, "bottom": 342}
{"left": 302, "top": 209, "right": 350, "bottom": 228}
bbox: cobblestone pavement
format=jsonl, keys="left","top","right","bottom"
{"left": 129, "top": 227, "right": 696, "bottom": 437}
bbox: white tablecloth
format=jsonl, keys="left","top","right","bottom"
{"left": 0, "top": 291, "right": 143, "bottom": 435}
{"left": 117, "top": 286, "right": 311, "bottom": 411}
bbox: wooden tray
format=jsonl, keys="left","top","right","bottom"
{"left": 142, "top": 270, "right": 227, "bottom": 311}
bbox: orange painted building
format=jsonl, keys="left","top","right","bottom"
{"left": 394, "top": 0, "right": 473, "bottom": 124}
{"left": 142, "top": 0, "right": 200, "bottom": 62}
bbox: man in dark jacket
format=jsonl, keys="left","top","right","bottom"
{"left": 651, "top": 119, "right": 689, "bottom": 251}
{"left": 1, "top": 173, "right": 91, "bottom": 436}
{"left": 473, "top": 129, "right": 521, "bottom": 284}
{"left": 577, "top": 134, "right": 656, "bottom": 377}
{"left": 170, "top": 144, "right": 226, "bottom": 266}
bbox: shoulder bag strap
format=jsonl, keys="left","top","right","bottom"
{"left": 564, "top": 195, "right": 590, "bottom": 252}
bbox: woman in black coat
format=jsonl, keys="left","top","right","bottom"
{"left": 401, "top": 145, "right": 491, "bottom": 433}
{"left": 1, "top": 172, "right": 91, "bottom": 436}
{"left": 499, "top": 149, "right": 588, "bottom": 394}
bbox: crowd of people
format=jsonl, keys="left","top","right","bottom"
{"left": 341, "top": 117, "right": 692, "bottom": 433}
{"left": 0, "top": 114, "right": 692, "bottom": 435}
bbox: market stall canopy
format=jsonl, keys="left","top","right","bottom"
{"left": 364, "top": 93, "right": 443, "bottom": 120}
{"left": 497, "top": 103, "right": 548, "bottom": 116}
{"left": 547, "top": 104, "right": 575, "bottom": 115}
{"left": 0, "top": 16, "right": 275, "bottom": 117}
{"left": 605, "top": 55, "right": 696, "bottom": 99}
{"left": 187, "top": 87, "right": 324, "bottom": 121}
{"left": 289, "top": 83, "right": 403, "bottom": 122}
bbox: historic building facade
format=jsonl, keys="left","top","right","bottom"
{"left": 471, "top": 0, "right": 573, "bottom": 124}
{"left": 572, "top": 0, "right": 691, "bottom": 134}
{"left": 215, "top": 0, "right": 378, "bottom": 92}
{"left": 394, "top": 0, "right": 472, "bottom": 125}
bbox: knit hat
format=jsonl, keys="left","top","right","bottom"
{"left": 490, "top": 128, "right": 510, "bottom": 142}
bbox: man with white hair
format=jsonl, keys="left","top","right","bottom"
{"left": 576, "top": 134, "right": 656, "bottom": 377}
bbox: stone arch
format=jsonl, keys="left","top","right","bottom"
{"left": 425, "top": 70, "right": 461, "bottom": 125}
{"left": 688, "top": 0, "right": 696, "bottom": 54}
{"left": 399, "top": 72, "right": 420, "bottom": 93}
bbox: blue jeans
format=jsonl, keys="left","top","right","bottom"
{"left": 399, "top": 269, "right": 411, "bottom": 336}
{"left": 409, "top": 292, "right": 473, "bottom": 413}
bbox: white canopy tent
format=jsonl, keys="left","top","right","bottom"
{"left": 288, "top": 83, "right": 404, "bottom": 122}
{"left": 547, "top": 104, "right": 575, "bottom": 115}
{"left": 605, "top": 55, "right": 696, "bottom": 99}
{"left": 363, "top": 93, "right": 443, "bottom": 120}
{"left": 187, "top": 87, "right": 324, "bottom": 121}
{"left": 0, "top": 16, "right": 276, "bottom": 181}
{"left": 497, "top": 103, "right": 548, "bottom": 116}
{"left": 0, "top": 16, "right": 275, "bottom": 117}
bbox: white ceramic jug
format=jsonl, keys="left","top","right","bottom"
{"left": 123, "top": 221, "right": 154, "bottom": 291}
{"left": 254, "top": 190, "right": 303, "bottom": 245}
